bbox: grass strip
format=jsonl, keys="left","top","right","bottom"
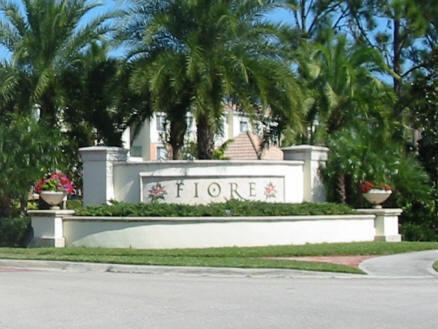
{"left": 3, "top": 241, "right": 436, "bottom": 258}
{"left": 1, "top": 241, "right": 438, "bottom": 274}
{"left": 0, "top": 252, "right": 362, "bottom": 274}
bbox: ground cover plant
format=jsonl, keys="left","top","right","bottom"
{"left": 1, "top": 242, "right": 438, "bottom": 274}
{"left": 75, "top": 200, "right": 356, "bottom": 217}
{"left": 0, "top": 217, "right": 31, "bottom": 247}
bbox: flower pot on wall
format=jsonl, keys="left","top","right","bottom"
{"left": 40, "top": 191, "right": 66, "bottom": 210}
{"left": 362, "top": 189, "right": 392, "bottom": 208}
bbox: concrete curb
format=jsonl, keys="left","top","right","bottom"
{"left": 0, "top": 259, "right": 364, "bottom": 279}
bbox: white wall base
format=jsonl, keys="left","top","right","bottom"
{"left": 375, "top": 235, "right": 402, "bottom": 242}
{"left": 29, "top": 237, "right": 66, "bottom": 248}
{"left": 357, "top": 209, "right": 403, "bottom": 243}
{"left": 29, "top": 208, "right": 405, "bottom": 249}
{"left": 60, "top": 215, "right": 376, "bottom": 249}
{"left": 28, "top": 210, "right": 75, "bottom": 248}
{"left": 29, "top": 209, "right": 401, "bottom": 249}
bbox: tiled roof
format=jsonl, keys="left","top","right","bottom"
{"left": 224, "top": 132, "right": 283, "bottom": 160}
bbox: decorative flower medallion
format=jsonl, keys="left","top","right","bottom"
{"left": 148, "top": 183, "right": 167, "bottom": 201}
{"left": 264, "top": 182, "right": 277, "bottom": 199}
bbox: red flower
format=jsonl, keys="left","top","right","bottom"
{"left": 34, "top": 172, "right": 75, "bottom": 195}
{"left": 34, "top": 179, "right": 47, "bottom": 194}
{"left": 360, "top": 181, "right": 392, "bottom": 193}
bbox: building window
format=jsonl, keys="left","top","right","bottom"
{"left": 130, "top": 146, "right": 142, "bottom": 157}
{"left": 240, "top": 120, "right": 248, "bottom": 132}
{"left": 157, "top": 146, "right": 167, "bottom": 160}
{"left": 156, "top": 115, "right": 166, "bottom": 131}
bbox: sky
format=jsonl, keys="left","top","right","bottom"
{"left": 0, "top": 1, "right": 292, "bottom": 62}
{"left": 0, "top": 0, "right": 399, "bottom": 85}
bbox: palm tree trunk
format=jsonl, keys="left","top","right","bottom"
{"left": 0, "top": 194, "right": 12, "bottom": 218}
{"left": 393, "top": 17, "right": 402, "bottom": 102}
{"left": 336, "top": 175, "right": 346, "bottom": 204}
{"left": 196, "top": 113, "right": 215, "bottom": 159}
{"left": 168, "top": 108, "right": 187, "bottom": 160}
{"left": 39, "top": 90, "right": 57, "bottom": 128}
{"left": 392, "top": 17, "right": 404, "bottom": 140}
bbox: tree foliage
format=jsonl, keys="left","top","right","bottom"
{"left": 296, "top": 30, "right": 393, "bottom": 144}
{"left": 0, "top": 115, "right": 67, "bottom": 217}
{"left": 322, "top": 123, "right": 431, "bottom": 208}
{"left": 0, "top": 0, "right": 143, "bottom": 191}
{"left": 343, "top": 0, "right": 438, "bottom": 132}
{"left": 282, "top": 0, "right": 348, "bottom": 39}
{"left": 406, "top": 49, "right": 438, "bottom": 238}
{"left": 411, "top": 51, "right": 438, "bottom": 186}
{"left": 0, "top": 0, "right": 115, "bottom": 126}
{"left": 122, "top": 0, "right": 304, "bottom": 159}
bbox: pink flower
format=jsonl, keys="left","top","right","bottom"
{"left": 34, "top": 172, "right": 75, "bottom": 195}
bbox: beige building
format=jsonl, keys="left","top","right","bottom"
{"left": 122, "top": 109, "right": 272, "bottom": 161}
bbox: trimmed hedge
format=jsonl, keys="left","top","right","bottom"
{"left": 66, "top": 199, "right": 83, "bottom": 211}
{"left": 75, "top": 200, "right": 356, "bottom": 217}
{"left": 0, "top": 217, "right": 31, "bottom": 247}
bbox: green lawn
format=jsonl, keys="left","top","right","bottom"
{"left": 1, "top": 241, "right": 438, "bottom": 274}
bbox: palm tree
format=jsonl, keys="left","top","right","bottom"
{"left": 295, "top": 30, "right": 396, "bottom": 202}
{"left": 297, "top": 30, "right": 393, "bottom": 144}
{"left": 122, "top": 0, "right": 304, "bottom": 159}
{"left": 0, "top": 0, "right": 115, "bottom": 126}
{"left": 129, "top": 51, "right": 193, "bottom": 159}
{"left": 61, "top": 42, "right": 152, "bottom": 147}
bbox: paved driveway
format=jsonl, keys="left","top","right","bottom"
{"left": 360, "top": 249, "right": 438, "bottom": 277}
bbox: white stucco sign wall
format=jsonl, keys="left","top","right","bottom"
{"left": 79, "top": 145, "right": 329, "bottom": 206}
{"left": 29, "top": 145, "right": 406, "bottom": 250}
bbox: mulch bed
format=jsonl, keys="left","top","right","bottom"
{"left": 276, "top": 255, "right": 376, "bottom": 268}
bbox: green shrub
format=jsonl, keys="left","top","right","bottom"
{"left": 66, "top": 199, "right": 83, "bottom": 210}
{"left": 76, "top": 200, "right": 356, "bottom": 217}
{"left": 0, "top": 217, "right": 31, "bottom": 247}
{"left": 322, "top": 125, "right": 432, "bottom": 208}
{"left": 0, "top": 114, "right": 67, "bottom": 217}
{"left": 401, "top": 221, "right": 438, "bottom": 242}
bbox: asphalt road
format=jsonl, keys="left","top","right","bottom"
{"left": 0, "top": 268, "right": 437, "bottom": 329}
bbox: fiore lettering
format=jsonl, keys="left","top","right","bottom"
{"left": 144, "top": 179, "right": 278, "bottom": 203}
